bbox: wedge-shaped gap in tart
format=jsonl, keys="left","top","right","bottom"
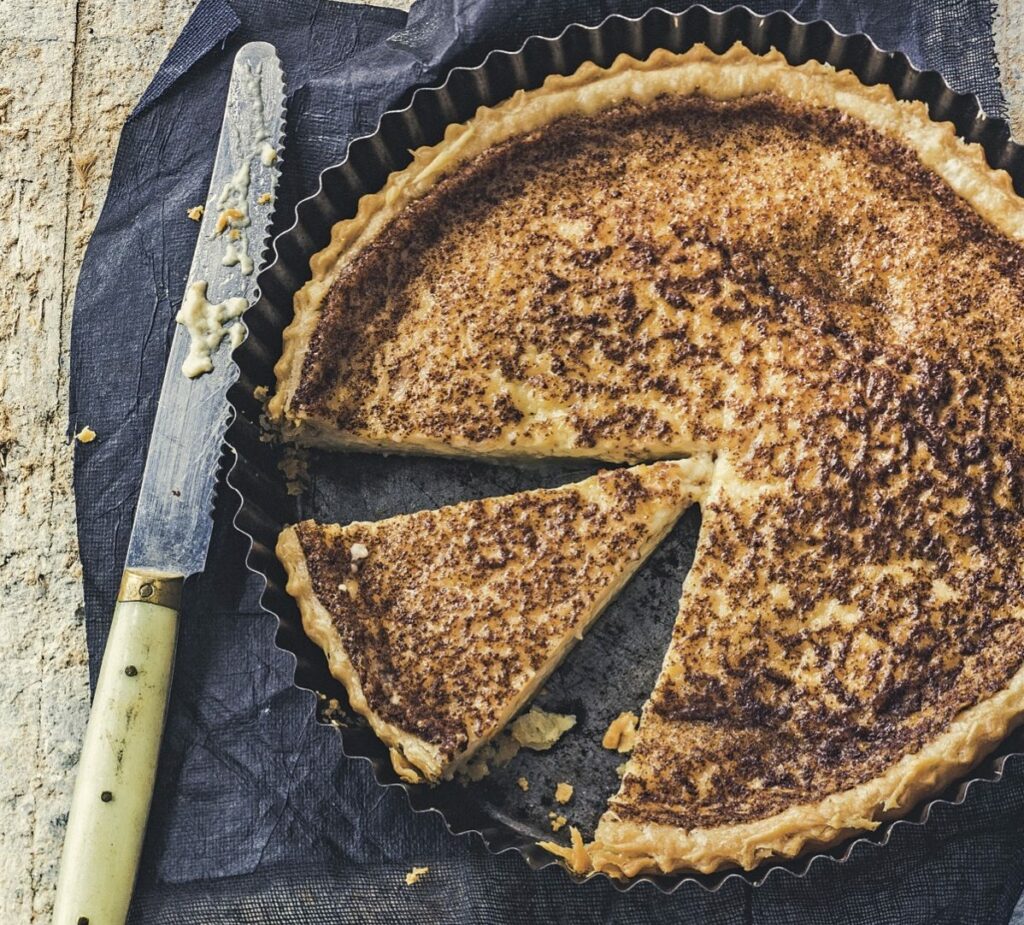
{"left": 473, "top": 499, "right": 705, "bottom": 840}
{"left": 278, "top": 457, "right": 713, "bottom": 783}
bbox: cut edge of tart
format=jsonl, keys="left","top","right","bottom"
{"left": 277, "top": 456, "right": 712, "bottom": 783}
{"left": 268, "top": 41, "right": 1024, "bottom": 448}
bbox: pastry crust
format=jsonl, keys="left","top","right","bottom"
{"left": 272, "top": 42, "right": 1024, "bottom": 875}
{"left": 543, "top": 657, "right": 1024, "bottom": 875}
{"left": 277, "top": 527, "right": 447, "bottom": 781}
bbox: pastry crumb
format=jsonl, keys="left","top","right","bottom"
{"left": 511, "top": 707, "right": 576, "bottom": 750}
{"left": 602, "top": 711, "right": 639, "bottom": 753}
{"left": 550, "top": 814, "right": 568, "bottom": 832}
{"left": 517, "top": 776, "right": 529, "bottom": 792}
{"left": 320, "top": 697, "right": 348, "bottom": 728}
{"left": 257, "top": 192, "right": 273, "bottom": 204}
{"left": 215, "top": 207, "right": 244, "bottom": 235}
{"left": 554, "top": 782, "right": 573, "bottom": 804}
{"left": 279, "top": 445, "right": 309, "bottom": 496}
{"left": 538, "top": 826, "right": 589, "bottom": 872}
{"left": 616, "top": 762, "right": 628, "bottom": 778}
{"left": 253, "top": 385, "right": 269, "bottom": 402}
{"left": 258, "top": 410, "right": 275, "bottom": 442}
{"left": 404, "top": 865, "right": 429, "bottom": 885}
{"left": 75, "top": 426, "right": 96, "bottom": 444}
{"left": 187, "top": 204, "right": 204, "bottom": 221}
{"left": 350, "top": 543, "right": 369, "bottom": 561}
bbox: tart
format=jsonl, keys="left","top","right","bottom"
{"left": 273, "top": 44, "right": 1024, "bottom": 874}
{"left": 277, "top": 459, "right": 710, "bottom": 782}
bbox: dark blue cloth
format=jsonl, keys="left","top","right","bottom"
{"left": 69, "top": 1, "right": 1024, "bottom": 921}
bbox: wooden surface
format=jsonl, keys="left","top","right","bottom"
{"left": 1, "top": 5, "right": 198, "bottom": 919}
{"left": 0, "top": 1, "right": 1020, "bottom": 920}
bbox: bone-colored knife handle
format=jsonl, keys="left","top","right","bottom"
{"left": 53, "top": 571, "right": 182, "bottom": 925}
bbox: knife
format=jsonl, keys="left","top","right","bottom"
{"left": 54, "top": 43, "right": 285, "bottom": 925}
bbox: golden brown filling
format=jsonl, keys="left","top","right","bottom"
{"left": 292, "top": 95, "right": 1024, "bottom": 831}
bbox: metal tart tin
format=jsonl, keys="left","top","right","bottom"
{"left": 224, "top": 3, "right": 1024, "bottom": 893}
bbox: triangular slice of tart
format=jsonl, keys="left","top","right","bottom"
{"left": 277, "top": 457, "right": 711, "bottom": 782}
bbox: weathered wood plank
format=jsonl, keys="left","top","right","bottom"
{"left": 0, "top": 2, "right": 196, "bottom": 919}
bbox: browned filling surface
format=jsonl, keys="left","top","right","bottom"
{"left": 291, "top": 95, "right": 1024, "bottom": 829}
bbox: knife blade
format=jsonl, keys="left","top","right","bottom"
{"left": 54, "top": 42, "right": 286, "bottom": 925}
{"left": 128, "top": 42, "right": 285, "bottom": 577}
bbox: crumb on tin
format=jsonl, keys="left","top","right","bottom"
{"left": 320, "top": 697, "right": 349, "bottom": 729}
{"left": 404, "top": 866, "right": 429, "bottom": 886}
{"left": 510, "top": 707, "right": 575, "bottom": 751}
{"left": 279, "top": 446, "right": 309, "bottom": 496}
{"left": 602, "top": 711, "right": 639, "bottom": 754}
{"left": 538, "top": 826, "right": 588, "bottom": 870}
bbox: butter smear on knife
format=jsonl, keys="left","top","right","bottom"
{"left": 175, "top": 281, "right": 247, "bottom": 378}
{"left": 176, "top": 58, "right": 279, "bottom": 379}
{"left": 210, "top": 62, "right": 279, "bottom": 277}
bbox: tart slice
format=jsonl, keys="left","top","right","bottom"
{"left": 277, "top": 457, "right": 712, "bottom": 782}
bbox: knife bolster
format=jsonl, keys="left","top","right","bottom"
{"left": 117, "top": 569, "right": 184, "bottom": 609}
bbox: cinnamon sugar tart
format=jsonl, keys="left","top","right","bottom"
{"left": 273, "top": 44, "right": 1024, "bottom": 875}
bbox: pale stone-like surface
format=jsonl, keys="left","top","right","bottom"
{"left": 0, "top": 0, "right": 1018, "bottom": 921}
{"left": 996, "top": 0, "right": 1024, "bottom": 131}
{"left": 0, "top": 3, "right": 197, "bottom": 919}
